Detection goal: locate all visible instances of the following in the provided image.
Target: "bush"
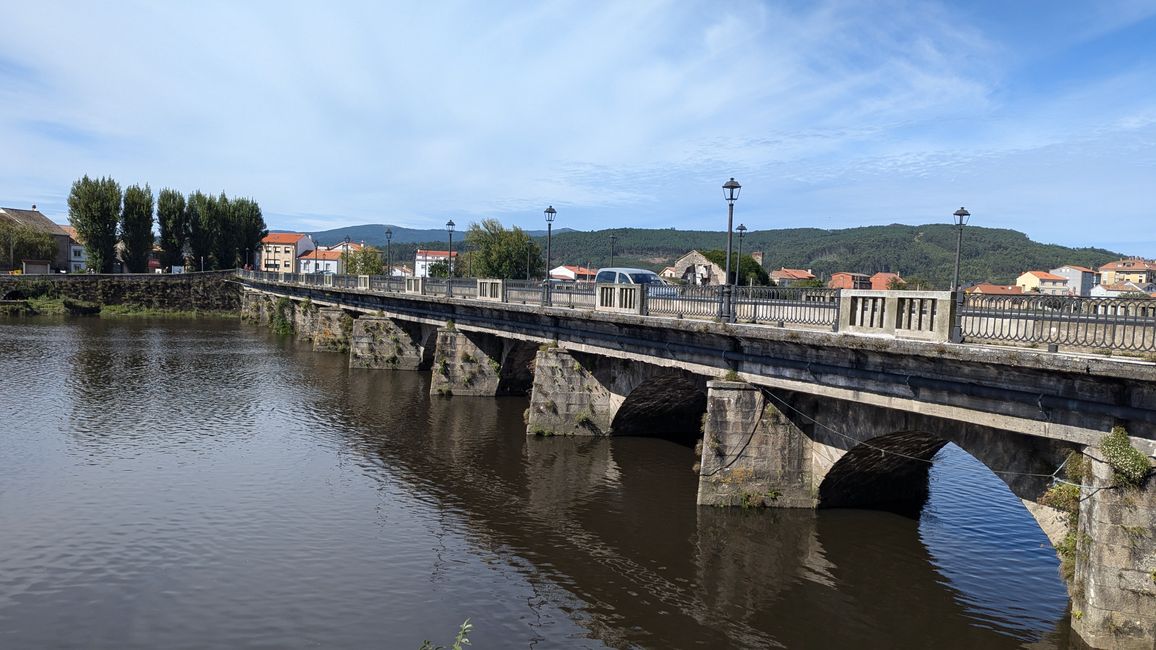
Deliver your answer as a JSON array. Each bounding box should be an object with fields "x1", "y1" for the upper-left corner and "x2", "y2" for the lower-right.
[{"x1": 1100, "y1": 426, "x2": 1151, "y2": 487}]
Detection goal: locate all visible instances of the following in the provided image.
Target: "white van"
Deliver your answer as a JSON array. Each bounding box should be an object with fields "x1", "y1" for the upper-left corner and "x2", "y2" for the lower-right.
[{"x1": 594, "y1": 267, "x2": 675, "y2": 295}]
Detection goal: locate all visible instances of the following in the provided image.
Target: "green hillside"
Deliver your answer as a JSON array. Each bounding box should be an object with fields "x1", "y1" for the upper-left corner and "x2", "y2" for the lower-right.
[{"x1": 300, "y1": 222, "x2": 1120, "y2": 289}]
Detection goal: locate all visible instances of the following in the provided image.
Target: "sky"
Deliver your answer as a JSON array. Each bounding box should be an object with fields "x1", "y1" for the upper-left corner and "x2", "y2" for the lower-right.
[{"x1": 1, "y1": 1, "x2": 1154, "y2": 255}]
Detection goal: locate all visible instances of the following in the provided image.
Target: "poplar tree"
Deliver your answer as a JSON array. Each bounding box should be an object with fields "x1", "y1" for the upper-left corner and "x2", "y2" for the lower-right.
[
  {"x1": 120, "y1": 184, "x2": 155, "y2": 272},
  {"x1": 186, "y1": 191, "x2": 215, "y2": 271},
  {"x1": 157, "y1": 189, "x2": 187, "y2": 269},
  {"x1": 232, "y1": 197, "x2": 268, "y2": 269},
  {"x1": 67, "y1": 175, "x2": 121, "y2": 273}
]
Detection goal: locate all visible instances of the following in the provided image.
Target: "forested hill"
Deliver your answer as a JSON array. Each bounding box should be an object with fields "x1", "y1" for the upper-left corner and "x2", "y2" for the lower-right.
[
  {"x1": 302, "y1": 222, "x2": 1120, "y2": 289},
  {"x1": 545, "y1": 224, "x2": 1119, "y2": 288}
]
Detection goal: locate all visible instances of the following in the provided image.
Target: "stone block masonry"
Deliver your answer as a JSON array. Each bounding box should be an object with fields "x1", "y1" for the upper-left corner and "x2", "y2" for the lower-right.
[
  {"x1": 525, "y1": 347, "x2": 618, "y2": 437},
  {"x1": 0, "y1": 271, "x2": 240, "y2": 311},
  {"x1": 313, "y1": 308, "x2": 353, "y2": 353},
  {"x1": 430, "y1": 327, "x2": 503, "y2": 396},
  {"x1": 349, "y1": 316, "x2": 424, "y2": 370},
  {"x1": 697, "y1": 381, "x2": 816, "y2": 509}
]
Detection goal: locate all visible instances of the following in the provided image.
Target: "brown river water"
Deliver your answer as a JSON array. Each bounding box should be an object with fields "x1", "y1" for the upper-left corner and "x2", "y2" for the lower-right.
[{"x1": 0, "y1": 318, "x2": 1073, "y2": 648}]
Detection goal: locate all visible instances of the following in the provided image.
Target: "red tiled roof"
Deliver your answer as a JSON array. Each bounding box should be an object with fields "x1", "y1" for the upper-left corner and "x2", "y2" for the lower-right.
[
  {"x1": 262, "y1": 233, "x2": 307, "y2": 244},
  {"x1": 771, "y1": 268, "x2": 814, "y2": 280},
  {"x1": 967, "y1": 283, "x2": 1023, "y2": 295},
  {"x1": 1025, "y1": 271, "x2": 1067, "y2": 281},
  {"x1": 415, "y1": 250, "x2": 459, "y2": 257},
  {"x1": 300, "y1": 249, "x2": 343, "y2": 261},
  {"x1": 1099, "y1": 258, "x2": 1156, "y2": 272}
]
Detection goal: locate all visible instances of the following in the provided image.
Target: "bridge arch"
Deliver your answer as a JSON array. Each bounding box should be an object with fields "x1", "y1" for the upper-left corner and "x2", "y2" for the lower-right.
[{"x1": 609, "y1": 373, "x2": 707, "y2": 443}]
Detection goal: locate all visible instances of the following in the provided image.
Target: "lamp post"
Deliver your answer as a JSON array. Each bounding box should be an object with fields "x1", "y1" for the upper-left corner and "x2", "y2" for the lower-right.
[
  {"x1": 384, "y1": 227, "x2": 392, "y2": 283},
  {"x1": 609, "y1": 234, "x2": 617, "y2": 268},
  {"x1": 307, "y1": 234, "x2": 316, "y2": 274},
  {"x1": 544, "y1": 206, "x2": 556, "y2": 305},
  {"x1": 722, "y1": 178, "x2": 741, "y2": 321},
  {"x1": 736, "y1": 224, "x2": 747, "y2": 288},
  {"x1": 952, "y1": 207, "x2": 969, "y2": 291},
  {"x1": 951, "y1": 206, "x2": 970, "y2": 344},
  {"x1": 446, "y1": 219, "x2": 456, "y2": 297}
]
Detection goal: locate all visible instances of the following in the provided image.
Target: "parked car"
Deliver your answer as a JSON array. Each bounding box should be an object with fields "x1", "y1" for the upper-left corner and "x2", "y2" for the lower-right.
[{"x1": 594, "y1": 268, "x2": 677, "y2": 296}]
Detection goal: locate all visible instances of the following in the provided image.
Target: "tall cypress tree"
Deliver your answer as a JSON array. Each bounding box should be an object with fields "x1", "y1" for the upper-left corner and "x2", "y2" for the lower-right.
[
  {"x1": 186, "y1": 191, "x2": 215, "y2": 272},
  {"x1": 67, "y1": 175, "x2": 121, "y2": 273},
  {"x1": 232, "y1": 197, "x2": 268, "y2": 269},
  {"x1": 157, "y1": 189, "x2": 187, "y2": 269},
  {"x1": 120, "y1": 184, "x2": 155, "y2": 273}
]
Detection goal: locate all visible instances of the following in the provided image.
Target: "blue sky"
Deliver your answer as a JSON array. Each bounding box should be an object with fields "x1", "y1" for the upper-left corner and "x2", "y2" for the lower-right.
[{"x1": 1, "y1": 1, "x2": 1154, "y2": 255}]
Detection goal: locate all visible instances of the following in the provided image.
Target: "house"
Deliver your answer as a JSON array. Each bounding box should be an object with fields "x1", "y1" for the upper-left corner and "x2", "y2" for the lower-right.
[
  {"x1": 1016, "y1": 271, "x2": 1069, "y2": 295},
  {"x1": 828, "y1": 272, "x2": 870, "y2": 290},
  {"x1": 870, "y1": 272, "x2": 905, "y2": 290},
  {"x1": 664, "y1": 250, "x2": 726, "y2": 285},
  {"x1": 299, "y1": 248, "x2": 344, "y2": 274},
  {"x1": 59, "y1": 225, "x2": 88, "y2": 273},
  {"x1": 1090, "y1": 281, "x2": 1156, "y2": 298},
  {"x1": 0, "y1": 205, "x2": 71, "y2": 271},
  {"x1": 770, "y1": 267, "x2": 815, "y2": 287},
  {"x1": 259, "y1": 233, "x2": 315, "y2": 272},
  {"x1": 1098, "y1": 258, "x2": 1156, "y2": 286},
  {"x1": 388, "y1": 264, "x2": 412, "y2": 277},
  {"x1": 549, "y1": 265, "x2": 597, "y2": 281},
  {"x1": 966, "y1": 283, "x2": 1024, "y2": 295},
  {"x1": 324, "y1": 240, "x2": 363, "y2": 253},
  {"x1": 414, "y1": 250, "x2": 458, "y2": 277},
  {"x1": 1050, "y1": 265, "x2": 1097, "y2": 297}
]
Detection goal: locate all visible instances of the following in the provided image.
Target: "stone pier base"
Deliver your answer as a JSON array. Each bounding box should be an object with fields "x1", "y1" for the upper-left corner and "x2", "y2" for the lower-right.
[
  {"x1": 430, "y1": 327, "x2": 502, "y2": 396},
  {"x1": 525, "y1": 347, "x2": 617, "y2": 436},
  {"x1": 697, "y1": 381, "x2": 815, "y2": 508},
  {"x1": 312, "y1": 308, "x2": 353, "y2": 352},
  {"x1": 350, "y1": 316, "x2": 423, "y2": 369},
  {"x1": 1071, "y1": 448, "x2": 1156, "y2": 649}
]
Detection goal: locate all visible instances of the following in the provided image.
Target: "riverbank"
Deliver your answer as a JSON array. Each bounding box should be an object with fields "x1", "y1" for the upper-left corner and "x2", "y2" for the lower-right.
[
  {"x1": 0, "y1": 271, "x2": 241, "y2": 316},
  {"x1": 1, "y1": 296, "x2": 238, "y2": 318}
]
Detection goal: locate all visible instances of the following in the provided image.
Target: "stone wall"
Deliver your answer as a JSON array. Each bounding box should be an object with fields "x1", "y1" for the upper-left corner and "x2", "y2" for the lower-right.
[
  {"x1": 1071, "y1": 448, "x2": 1156, "y2": 649},
  {"x1": 430, "y1": 328, "x2": 503, "y2": 396},
  {"x1": 349, "y1": 316, "x2": 424, "y2": 369},
  {"x1": 0, "y1": 272, "x2": 240, "y2": 311},
  {"x1": 526, "y1": 347, "x2": 618, "y2": 436}
]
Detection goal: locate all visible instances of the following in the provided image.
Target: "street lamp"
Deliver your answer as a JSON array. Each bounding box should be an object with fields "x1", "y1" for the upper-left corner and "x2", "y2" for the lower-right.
[
  {"x1": 446, "y1": 219, "x2": 455, "y2": 276},
  {"x1": 736, "y1": 224, "x2": 747, "y2": 288},
  {"x1": 544, "y1": 206, "x2": 556, "y2": 279},
  {"x1": 952, "y1": 207, "x2": 970, "y2": 291},
  {"x1": 722, "y1": 178, "x2": 741, "y2": 321},
  {"x1": 307, "y1": 234, "x2": 316, "y2": 274},
  {"x1": 609, "y1": 234, "x2": 617, "y2": 268},
  {"x1": 384, "y1": 227, "x2": 393, "y2": 281}
]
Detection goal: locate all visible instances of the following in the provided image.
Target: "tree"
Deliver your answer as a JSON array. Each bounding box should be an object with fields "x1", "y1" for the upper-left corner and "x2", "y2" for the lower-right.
[
  {"x1": 157, "y1": 189, "x2": 187, "y2": 269},
  {"x1": 465, "y1": 219, "x2": 542, "y2": 279},
  {"x1": 341, "y1": 246, "x2": 384, "y2": 276},
  {"x1": 67, "y1": 175, "x2": 121, "y2": 273},
  {"x1": 427, "y1": 259, "x2": 450, "y2": 278},
  {"x1": 0, "y1": 220, "x2": 56, "y2": 271},
  {"x1": 209, "y1": 193, "x2": 237, "y2": 269},
  {"x1": 120, "y1": 184, "x2": 155, "y2": 272},
  {"x1": 886, "y1": 276, "x2": 907, "y2": 290},
  {"x1": 186, "y1": 191, "x2": 215, "y2": 271},
  {"x1": 232, "y1": 197, "x2": 267, "y2": 268}
]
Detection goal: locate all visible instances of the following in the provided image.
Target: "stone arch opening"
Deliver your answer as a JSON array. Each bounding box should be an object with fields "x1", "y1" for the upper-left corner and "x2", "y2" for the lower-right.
[
  {"x1": 818, "y1": 430, "x2": 948, "y2": 517},
  {"x1": 609, "y1": 374, "x2": 707, "y2": 444},
  {"x1": 1, "y1": 289, "x2": 26, "y2": 300}
]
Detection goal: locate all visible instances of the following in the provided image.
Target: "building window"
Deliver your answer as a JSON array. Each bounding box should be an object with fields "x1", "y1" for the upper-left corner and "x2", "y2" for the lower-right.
[
  {"x1": 283, "y1": 261, "x2": 290, "y2": 268},
  {"x1": 73, "y1": 249, "x2": 82, "y2": 258}
]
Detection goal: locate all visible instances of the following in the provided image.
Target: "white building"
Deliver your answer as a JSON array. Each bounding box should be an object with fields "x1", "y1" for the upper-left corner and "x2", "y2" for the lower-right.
[
  {"x1": 259, "y1": 233, "x2": 315, "y2": 272},
  {"x1": 1050, "y1": 265, "x2": 1098, "y2": 296},
  {"x1": 549, "y1": 265, "x2": 597, "y2": 281},
  {"x1": 414, "y1": 250, "x2": 457, "y2": 277},
  {"x1": 299, "y1": 248, "x2": 344, "y2": 274}
]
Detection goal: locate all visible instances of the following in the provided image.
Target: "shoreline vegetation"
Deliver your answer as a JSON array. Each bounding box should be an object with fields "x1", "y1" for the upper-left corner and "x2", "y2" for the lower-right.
[{"x1": 1, "y1": 297, "x2": 237, "y2": 319}]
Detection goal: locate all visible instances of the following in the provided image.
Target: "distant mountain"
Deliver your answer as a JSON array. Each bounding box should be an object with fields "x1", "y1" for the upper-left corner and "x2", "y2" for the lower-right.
[{"x1": 279, "y1": 222, "x2": 1122, "y2": 289}]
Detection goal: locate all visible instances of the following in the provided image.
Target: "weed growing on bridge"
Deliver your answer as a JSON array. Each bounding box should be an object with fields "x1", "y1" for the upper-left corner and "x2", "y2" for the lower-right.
[
  {"x1": 419, "y1": 618, "x2": 471, "y2": 650},
  {"x1": 1040, "y1": 450, "x2": 1089, "y2": 581},
  {"x1": 271, "y1": 298, "x2": 294, "y2": 335},
  {"x1": 1100, "y1": 427, "x2": 1151, "y2": 487}
]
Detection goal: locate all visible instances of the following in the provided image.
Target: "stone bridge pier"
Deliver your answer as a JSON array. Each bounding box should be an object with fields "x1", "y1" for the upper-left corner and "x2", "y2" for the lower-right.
[
  {"x1": 430, "y1": 327, "x2": 538, "y2": 397},
  {"x1": 349, "y1": 316, "x2": 436, "y2": 370},
  {"x1": 524, "y1": 346, "x2": 706, "y2": 440},
  {"x1": 696, "y1": 380, "x2": 1156, "y2": 649}
]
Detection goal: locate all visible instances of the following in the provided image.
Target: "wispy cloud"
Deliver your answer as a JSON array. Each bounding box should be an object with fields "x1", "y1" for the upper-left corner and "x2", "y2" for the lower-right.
[{"x1": 0, "y1": 0, "x2": 1153, "y2": 256}]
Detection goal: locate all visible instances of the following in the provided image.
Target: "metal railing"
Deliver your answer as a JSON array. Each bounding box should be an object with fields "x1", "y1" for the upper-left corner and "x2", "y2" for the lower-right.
[
  {"x1": 961, "y1": 293, "x2": 1156, "y2": 352},
  {"x1": 236, "y1": 270, "x2": 1156, "y2": 353}
]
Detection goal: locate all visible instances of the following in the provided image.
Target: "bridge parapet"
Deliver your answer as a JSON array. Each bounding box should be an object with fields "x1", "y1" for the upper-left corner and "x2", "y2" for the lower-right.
[{"x1": 839, "y1": 290, "x2": 954, "y2": 342}]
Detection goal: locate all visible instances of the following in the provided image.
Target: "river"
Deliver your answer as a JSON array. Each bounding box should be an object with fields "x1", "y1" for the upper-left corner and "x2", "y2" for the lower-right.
[{"x1": 0, "y1": 318, "x2": 1073, "y2": 648}]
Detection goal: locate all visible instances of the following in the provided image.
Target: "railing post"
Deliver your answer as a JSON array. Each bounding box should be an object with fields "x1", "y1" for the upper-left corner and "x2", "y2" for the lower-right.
[{"x1": 950, "y1": 290, "x2": 964, "y2": 343}]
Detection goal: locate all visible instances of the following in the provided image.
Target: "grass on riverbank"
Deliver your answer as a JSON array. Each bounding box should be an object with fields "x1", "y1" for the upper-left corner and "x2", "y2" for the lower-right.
[{"x1": 13, "y1": 297, "x2": 237, "y2": 319}]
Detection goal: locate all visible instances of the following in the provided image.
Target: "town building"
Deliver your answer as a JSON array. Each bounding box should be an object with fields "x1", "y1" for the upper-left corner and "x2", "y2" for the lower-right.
[
  {"x1": 1098, "y1": 258, "x2": 1156, "y2": 286},
  {"x1": 1016, "y1": 271, "x2": 1069, "y2": 295},
  {"x1": 1050, "y1": 265, "x2": 1097, "y2": 297},
  {"x1": 661, "y1": 250, "x2": 726, "y2": 285},
  {"x1": 1090, "y1": 281, "x2": 1156, "y2": 298},
  {"x1": 770, "y1": 267, "x2": 815, "y2": 287},
  {"x1": 966, "y1": 283, "x2": 1024, "y2": 295},
  {"x1": 259, "y1": 233, "x2": 314, "y2": 272},
  {"x1": 59, "y1": 225, "x2": 88, "y2": 273},
  {"x1": 299, "y1": 248, "x2": 344, "y2": 274},
  {"x1": 0, "y1": 205, "x2": 71, "y2": 271},
  {"x1": 414, "y1": 250, "x2": 458, "y2": 277},
  {"x1": 870, "y1": 272, "x2": 905, "y2": 290},
  {"x1": 549, "y1": 265, "x2": 597, "y2": 281},
  {"x1": 828, "y1": 272, "x2": 871, "y2": 290}
]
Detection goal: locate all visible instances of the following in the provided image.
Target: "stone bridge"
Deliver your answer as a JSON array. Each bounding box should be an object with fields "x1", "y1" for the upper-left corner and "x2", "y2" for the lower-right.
[{"x1": 238, "y1": 274, "x2": 1156, "y2": 649}]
